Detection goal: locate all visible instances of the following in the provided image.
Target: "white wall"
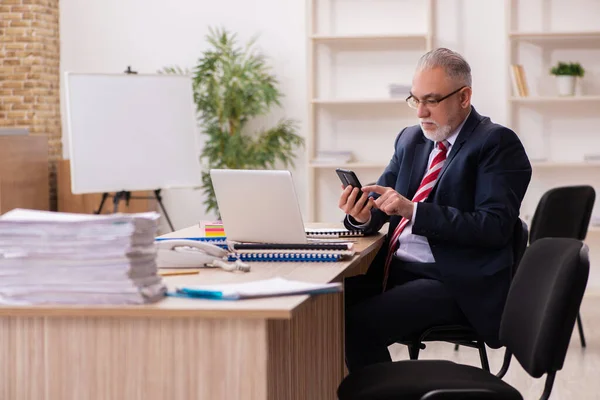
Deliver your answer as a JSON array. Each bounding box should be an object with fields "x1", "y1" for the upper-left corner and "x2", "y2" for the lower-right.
[
  {"x1": 59, "y1": 0, "x2": 308, "y2": 231},
  {"x1": 60, "y1": 0, "x2": 600, "y2": 290}
]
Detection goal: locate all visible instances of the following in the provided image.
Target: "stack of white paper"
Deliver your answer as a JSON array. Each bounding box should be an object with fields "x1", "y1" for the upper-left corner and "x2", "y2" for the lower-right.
[{"x1": 0, "y1": 208, "x2": 167, "y2": 305}]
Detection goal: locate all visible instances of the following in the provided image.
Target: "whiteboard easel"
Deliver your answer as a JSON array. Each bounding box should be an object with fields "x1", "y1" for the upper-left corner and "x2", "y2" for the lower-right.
[{"x1": 64, "y1": 71, "x2": 202, "y2": 229}]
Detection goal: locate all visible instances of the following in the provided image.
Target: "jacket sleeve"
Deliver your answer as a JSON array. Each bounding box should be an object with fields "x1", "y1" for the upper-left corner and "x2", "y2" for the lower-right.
[
  {"x1": 412, "y1": 128, "x2": 532, "y2": 248},
  {"x1": 343, "y1": 129, "x2": 406, "y2": 235}
]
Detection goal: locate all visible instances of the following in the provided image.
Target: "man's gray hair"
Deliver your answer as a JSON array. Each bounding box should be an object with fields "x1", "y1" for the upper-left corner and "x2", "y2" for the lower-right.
[{"x1": 416, "y1": 48, "x2": 472, "y2": 87}]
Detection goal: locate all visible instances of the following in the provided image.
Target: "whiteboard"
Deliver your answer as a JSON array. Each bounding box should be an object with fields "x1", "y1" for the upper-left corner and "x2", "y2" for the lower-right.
[{"x1": 64, "y1": 73, "x2": 202, "y2": 194}]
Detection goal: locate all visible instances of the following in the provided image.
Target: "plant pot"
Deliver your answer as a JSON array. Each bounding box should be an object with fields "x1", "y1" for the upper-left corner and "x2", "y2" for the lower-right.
[{"x1": 556, "y1": 75, "x2": 576, "y2": 96}]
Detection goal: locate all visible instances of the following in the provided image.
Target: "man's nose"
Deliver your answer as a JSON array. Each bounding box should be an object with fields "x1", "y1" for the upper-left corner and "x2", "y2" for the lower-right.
[{"x1": 416, "y1": 103, "x2": 430, "y2": 118}]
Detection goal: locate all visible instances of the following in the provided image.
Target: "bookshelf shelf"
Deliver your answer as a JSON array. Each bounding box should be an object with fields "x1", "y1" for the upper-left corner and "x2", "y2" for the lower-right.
[
  {"x1": 309, "y1": 162, "x2": 387, "y2": 169},
  {"x1": 509, "y1": 31, "x2": 600, "y2": 42},
  {"x1": 509, "y1": 96, "x2": 600, "y2": 103},
  {"x1": 312, "y1": 98, "x2": 407, "y2": 106},
  {"x1": 311, "y1": 33, "x2": 428, "y2": 44}
]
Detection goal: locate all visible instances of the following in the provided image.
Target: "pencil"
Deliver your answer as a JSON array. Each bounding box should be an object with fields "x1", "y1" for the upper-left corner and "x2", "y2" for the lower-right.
[{"x1": 158, "y1": 269, "x2": 200, "y2": 277}]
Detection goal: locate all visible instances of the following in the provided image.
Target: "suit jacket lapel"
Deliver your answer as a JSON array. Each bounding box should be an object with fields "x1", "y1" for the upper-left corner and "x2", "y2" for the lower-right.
[{"x1": 435, "y1": 107, "x2": 482, "y2": 185}]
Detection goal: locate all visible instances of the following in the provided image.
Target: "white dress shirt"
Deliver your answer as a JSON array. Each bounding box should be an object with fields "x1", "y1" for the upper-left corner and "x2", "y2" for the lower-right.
[{"x1": 350, "y1": 114, "x2": 469, "y2": 263}]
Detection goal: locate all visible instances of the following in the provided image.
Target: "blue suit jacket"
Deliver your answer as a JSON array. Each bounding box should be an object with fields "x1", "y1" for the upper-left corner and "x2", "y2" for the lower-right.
[{"x1": 344, "y1": 106, "x2": 532, "y2": 347}]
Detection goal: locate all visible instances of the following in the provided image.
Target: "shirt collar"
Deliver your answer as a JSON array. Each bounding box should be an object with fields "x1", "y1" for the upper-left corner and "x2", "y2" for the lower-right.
[{"x1": 441, "y1": 110, "x2": 471, "y2": 148}]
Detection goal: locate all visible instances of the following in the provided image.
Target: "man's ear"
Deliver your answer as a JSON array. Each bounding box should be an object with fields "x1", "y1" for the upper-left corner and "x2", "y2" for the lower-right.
[{"x1": 460, "y1": 87, "x2": 472, "y2": 108}]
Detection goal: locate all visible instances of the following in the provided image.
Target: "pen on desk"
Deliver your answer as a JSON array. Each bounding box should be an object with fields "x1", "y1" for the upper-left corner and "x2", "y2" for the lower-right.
[{"x1": 158, "y1": 269, "x2": 200, "y2": 277}]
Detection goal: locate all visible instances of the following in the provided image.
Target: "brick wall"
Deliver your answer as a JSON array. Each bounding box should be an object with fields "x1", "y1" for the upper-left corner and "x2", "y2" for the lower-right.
[{"x1": 0, "y1": 0, "x2": 61, "y2": 210}]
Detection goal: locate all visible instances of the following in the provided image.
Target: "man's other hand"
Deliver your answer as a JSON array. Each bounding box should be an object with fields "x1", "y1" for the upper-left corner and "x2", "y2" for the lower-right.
[
  {"x1": 362, "y1": 185, "x2": 415, "y2": 219},
  {"x1": 338, "y1": 185, "x2": 374, "y2": 224}
]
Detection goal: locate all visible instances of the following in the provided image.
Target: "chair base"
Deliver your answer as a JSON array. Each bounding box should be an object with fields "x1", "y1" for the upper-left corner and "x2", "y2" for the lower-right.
[{"x1": 401, "y1": 325, "x2": 490, "y2": 371}]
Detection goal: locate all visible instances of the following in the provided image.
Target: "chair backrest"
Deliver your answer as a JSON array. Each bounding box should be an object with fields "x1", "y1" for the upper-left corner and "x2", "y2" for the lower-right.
[
  {"x1": 499, "y1": 238, "x2": 589, "y2": 378},
  {"x1": 511, "y1": 218, "x2": 529, "y2": 277},
  {"x1": 529, "y1": 185, "x2": 596, "y2": 243}
]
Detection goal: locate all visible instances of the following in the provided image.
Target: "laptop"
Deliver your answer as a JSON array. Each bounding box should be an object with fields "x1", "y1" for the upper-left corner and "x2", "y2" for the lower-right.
[{"x1": 209, "y1": 169, "x2": 309, "y2": 244}]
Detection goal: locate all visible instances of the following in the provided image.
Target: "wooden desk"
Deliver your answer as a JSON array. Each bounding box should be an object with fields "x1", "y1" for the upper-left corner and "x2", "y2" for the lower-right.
[{"x1": 0, "y1": 224, "x2": 384, "y2": 400}]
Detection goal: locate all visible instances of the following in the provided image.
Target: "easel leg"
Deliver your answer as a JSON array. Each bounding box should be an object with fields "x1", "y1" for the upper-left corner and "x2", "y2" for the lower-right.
[
  {"x1": 113, "y1": 191, "x2": 125, "y2": 213},
  {"x1": 153, "y1": 189, "x2": 175, "y2": 232},
  {"x1": 94, "y1": 193, "x2": 109, "y2": 214}
]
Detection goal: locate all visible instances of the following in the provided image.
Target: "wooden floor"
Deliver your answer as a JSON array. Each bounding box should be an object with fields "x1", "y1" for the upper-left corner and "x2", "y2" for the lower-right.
[{"x1": 389, "y1": 296, "x2": 600, "y2": 399}]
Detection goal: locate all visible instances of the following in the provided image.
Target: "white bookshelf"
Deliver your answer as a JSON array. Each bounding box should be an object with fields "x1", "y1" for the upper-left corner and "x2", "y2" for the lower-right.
[
  {"x1": 310, "y1": 162, "x2": 388, "y2": 169},
  {"x1": 509, "y1": 95, "x2": 600, "y2": 103},
  {"x1": 311, "y1": 98, "x2": 406, "y2": 106},
  {"x1": 306, "y1": 0, "x2": 435, "y2": 221},
  {"x1": 506, "y1": 0, "x2": 600, "y2": 165},
  {"x1": 531, "y1": 161, "x2": 600, "y2": 168},
  {"x1": 310, "y1": 33, "x2": 429, "y2": 43},
  {"x1": 509, "y1": 30, "x2": 600, "y2": 42},
  {"x1": 506, "y1": 0, "x2": 600, "y2": 267}
]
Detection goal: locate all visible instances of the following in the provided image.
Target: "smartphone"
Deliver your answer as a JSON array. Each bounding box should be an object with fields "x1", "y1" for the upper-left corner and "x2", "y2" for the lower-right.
[{"x1": 336, "y1": 168, "x2": 363, "y2": 203}]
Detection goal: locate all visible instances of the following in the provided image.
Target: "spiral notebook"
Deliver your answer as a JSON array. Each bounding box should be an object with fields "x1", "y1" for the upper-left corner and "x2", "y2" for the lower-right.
[
  {"x1": 228, "y1": 250, "x2": 355, "y2": 263},
  {"x1": 230, "y1": 242, "x2": 352, "y2": 251},
  {"x1": 155, "y1": 236, "x2": 228, "y2": 249},
  {"x1": 305, "y1": 228, "x2": 364, "y2": 238}
]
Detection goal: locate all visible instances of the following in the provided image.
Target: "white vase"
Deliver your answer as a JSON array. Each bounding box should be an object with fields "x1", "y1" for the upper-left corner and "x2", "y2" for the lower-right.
[{"x1": 556, "y1": 75, "x2": 576, "y2": 96}]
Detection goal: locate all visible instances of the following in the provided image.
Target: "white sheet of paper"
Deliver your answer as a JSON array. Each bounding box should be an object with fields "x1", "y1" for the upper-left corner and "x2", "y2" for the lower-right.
[{"x1": 177, "y1": 277, "x2": 342, "y2": 299}]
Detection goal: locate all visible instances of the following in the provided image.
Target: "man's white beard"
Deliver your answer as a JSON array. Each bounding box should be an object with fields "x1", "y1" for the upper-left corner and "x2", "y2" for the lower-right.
[{"x1": 420, "y1": 119, "x2": 452, "y2": 142}]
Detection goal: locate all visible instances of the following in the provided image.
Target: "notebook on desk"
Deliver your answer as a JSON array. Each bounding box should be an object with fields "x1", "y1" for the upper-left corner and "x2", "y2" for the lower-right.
[{"x1": 210, "y1": 169, "x2": 364, "y2": 244}]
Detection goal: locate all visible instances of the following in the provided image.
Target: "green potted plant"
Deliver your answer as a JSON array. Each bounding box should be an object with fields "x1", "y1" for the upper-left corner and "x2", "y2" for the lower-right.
[
  {"x1": 550, "y1": 62, "x2": 585, "y2": 96},
  {"x1": 161, "y1": 28, "x2": 304, "y2": 217}
]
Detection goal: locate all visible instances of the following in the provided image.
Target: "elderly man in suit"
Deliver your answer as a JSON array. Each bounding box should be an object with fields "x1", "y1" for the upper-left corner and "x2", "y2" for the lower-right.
[{"x1": 339, "y1": 48, "x2": 532, "y2": 372}]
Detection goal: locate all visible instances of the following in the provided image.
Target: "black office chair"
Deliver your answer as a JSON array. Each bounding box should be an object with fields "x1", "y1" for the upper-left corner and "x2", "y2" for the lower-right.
[
  {"x1": 338, "y1": 238, "x2": 590, "y2": 400},
  {"x1": 401, "y1": 218, "x2": 529, "y2": 371},
  {"x1": 529, "y1": 185, "x2": 595, "y2": 348}
]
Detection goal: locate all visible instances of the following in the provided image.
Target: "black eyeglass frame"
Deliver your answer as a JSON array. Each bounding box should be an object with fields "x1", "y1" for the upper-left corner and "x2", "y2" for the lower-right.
[{"x1": 406, "y1": 85, "x2": 469, "y2": 109}]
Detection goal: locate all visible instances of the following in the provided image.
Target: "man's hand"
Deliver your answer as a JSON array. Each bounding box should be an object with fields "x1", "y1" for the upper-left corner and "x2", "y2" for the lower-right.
[
  {"x1": 362, "y1": 185, "x2": 415, "y2": 219},
  {"x1": 338, "y1": 185, "x2": 375, "y2": 224}
]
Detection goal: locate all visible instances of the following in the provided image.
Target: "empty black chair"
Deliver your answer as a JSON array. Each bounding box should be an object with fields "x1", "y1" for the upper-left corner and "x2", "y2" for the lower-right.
[
  {"x1": 529, "y1": 185, "x2": 595, "y2": 347},
  {"x1": 338, "y1": 238, "x2": 589, "y2": 400},
  {"x1": 401, "y1": 218, "x2": 529, "y2": 371}
]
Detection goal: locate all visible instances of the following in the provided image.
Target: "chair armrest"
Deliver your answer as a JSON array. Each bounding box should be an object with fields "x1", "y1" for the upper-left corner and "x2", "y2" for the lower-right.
[{"x1": 420, "y1": 389, "x2": 505, "y2": 400}]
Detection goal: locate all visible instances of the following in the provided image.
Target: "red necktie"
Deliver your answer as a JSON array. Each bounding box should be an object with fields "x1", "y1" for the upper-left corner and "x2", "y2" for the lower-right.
[{"x1": 381, "y1": 141, "x2": 449, "y2": 291}]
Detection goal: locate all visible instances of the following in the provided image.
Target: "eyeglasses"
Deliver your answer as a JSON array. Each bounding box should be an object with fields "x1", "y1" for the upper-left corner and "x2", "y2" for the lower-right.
[{"x1": 406, "y1": 86, "x2": 468, "y2": 109}]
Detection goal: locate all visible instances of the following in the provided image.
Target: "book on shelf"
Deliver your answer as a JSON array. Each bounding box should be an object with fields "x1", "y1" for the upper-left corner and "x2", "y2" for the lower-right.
[
  {"x1": 584, "y1": 154, "x2": 600, "y2": 162},
  {"x1": 388, "y1": 83, "x2": 411, "y2": 98},
  {"x1": 312, "y1": 150, "x2": 354, "y2": 164},
  {"x1": 510, "y1": 64, "x2": 529, "y2": 97}
]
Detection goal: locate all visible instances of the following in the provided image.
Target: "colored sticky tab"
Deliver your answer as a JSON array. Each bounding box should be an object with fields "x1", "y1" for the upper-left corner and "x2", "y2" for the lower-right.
[{"x1": 199, "y1": 220, "x2": 226, "y2": 237}]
